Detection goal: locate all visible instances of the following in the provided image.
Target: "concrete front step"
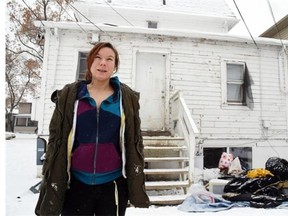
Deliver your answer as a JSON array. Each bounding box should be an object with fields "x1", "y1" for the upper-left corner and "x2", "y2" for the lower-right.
[
  {"x1": 149, "y1": 194, "x2": 187, "y2": 205},
  {"x1": 144, "y1": 167, "x2": 189, "y2": 175},
  {"x1": 145, "y1": 180, "x2": 190, "y2": 190}
]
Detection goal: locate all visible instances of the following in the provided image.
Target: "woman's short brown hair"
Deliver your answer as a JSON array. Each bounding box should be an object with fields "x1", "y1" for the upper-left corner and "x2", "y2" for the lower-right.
[{"x1": 85, "y1": 42, "x2": 120, "y2": 81}]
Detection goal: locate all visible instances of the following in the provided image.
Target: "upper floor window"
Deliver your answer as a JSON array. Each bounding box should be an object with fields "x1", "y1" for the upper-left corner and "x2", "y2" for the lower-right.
[
  {"x1": 77, "y1": 52, "x2": 88, "y2": 81},
  {"x1": 222, "y1": 61, "x2": 254, "y2": 109},
  {"x1": 147, "y1": 21, "x2": 158, "y2": 29},
  {"x1": 227, "y1": 63, "x2": 245, "y2": 103}
]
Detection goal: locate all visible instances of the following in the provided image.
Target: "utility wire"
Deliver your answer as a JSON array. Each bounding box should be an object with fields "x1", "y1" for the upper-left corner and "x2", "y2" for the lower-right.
[
  {"x1": 65, "y1": 0, "x2": 105, "y2": 32},
  {"x1": 266, "y1": 0, "x2": 285, "y2": 50},
  {"x1": 233, "y1": 0, "x2": 258, "y2": 48},
  {"x1": 54, "y1": 0, "x2": 88, "y2": 34},
  {"x1": 103, "y1": 0, "x2": 134, "y2": 26}
]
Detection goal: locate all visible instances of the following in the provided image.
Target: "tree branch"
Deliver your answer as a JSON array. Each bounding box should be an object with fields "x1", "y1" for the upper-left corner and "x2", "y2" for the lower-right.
[
  {"x1": 7, "y1": 47, "x2": 43, "y2": 62},
  {"x1": 15, "y1": 31, "x2": 43, "y2": 60}
]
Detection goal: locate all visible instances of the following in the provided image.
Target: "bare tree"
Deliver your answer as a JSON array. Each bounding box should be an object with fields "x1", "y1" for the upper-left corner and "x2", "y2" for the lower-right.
[{"x1": 6, "y1": 0, "x2": 74, "y2": 132}]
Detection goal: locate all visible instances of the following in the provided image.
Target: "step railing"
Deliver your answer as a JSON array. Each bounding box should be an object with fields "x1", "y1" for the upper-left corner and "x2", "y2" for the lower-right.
[{"x1": 170, "y1": 90, "x2": 199, "y2": 183}]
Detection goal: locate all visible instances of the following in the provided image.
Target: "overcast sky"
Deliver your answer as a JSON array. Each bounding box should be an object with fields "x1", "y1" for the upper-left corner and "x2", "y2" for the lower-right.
[{"x1": 226, "y1": 0, "x2": 288, "y2": 37}]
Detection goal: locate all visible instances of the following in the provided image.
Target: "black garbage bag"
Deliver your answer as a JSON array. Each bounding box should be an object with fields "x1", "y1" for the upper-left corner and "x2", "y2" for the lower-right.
[
  {"x1": 265, "y1": 157, "x2": 288, "y2": 181},
  {"x1": 250, "y1": 185, "x2": 288, "y2": 208},
  {"x1": 255, "y1": 185, "x2": 282, "y2": 197},
  {"x1": 223, "y1": 176, "x2": 248, "y2": 193},
  {"x1": 224, "y1": 175, "x2": 279, "y2": 194},
  {"x1": 250, "y1": 195, "x2": 282, "y2": 208}
]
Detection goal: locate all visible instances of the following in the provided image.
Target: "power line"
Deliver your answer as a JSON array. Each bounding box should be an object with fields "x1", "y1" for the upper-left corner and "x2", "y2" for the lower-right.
[
  {"x1": 103, "y1": 0, "x2": 134, "y2": 26},
  {"x1": 233, "y1": 0, "x2": 258, "y2": 48},
  {"x1": 54, "y1": 0, "x2": 88, "y2": 34},
  {"x1": 65, "y1": 0, "x2": 104, "y2": 32}
]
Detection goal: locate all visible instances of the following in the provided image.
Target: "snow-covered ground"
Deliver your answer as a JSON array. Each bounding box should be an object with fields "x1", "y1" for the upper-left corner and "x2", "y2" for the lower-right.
[{"x1": 5, "y1": 133, "x2": 288, "y2": 215}]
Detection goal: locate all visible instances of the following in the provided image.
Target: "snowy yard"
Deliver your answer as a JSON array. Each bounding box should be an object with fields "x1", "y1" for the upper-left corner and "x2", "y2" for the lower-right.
[{"x1": 5, "y1": 133, "x2": 288, "y2": 215}]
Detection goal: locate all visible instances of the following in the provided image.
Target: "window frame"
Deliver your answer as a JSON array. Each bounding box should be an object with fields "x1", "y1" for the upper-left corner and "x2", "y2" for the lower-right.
[
  {"x1": 74, "y1": 49, "x2": 89, "y2": 81},
  {"x1": 15, "y1": 117, "x2": 28, "y2": 127},
  {"x1": 221, "y1": 60, "x2": 250, "y2": 108},
  {"x1": 147, "y1": 20, "x2": 158, "y2": 29},
  {"x1": 76, "y1": 51, "x2": 89, "y2": 81},
  {"x1": 15, "y1": 116, "x2": 37, "y2": 127},
  {"x1": 226, "y1": 63, "x2": 245, "y2": 104}
]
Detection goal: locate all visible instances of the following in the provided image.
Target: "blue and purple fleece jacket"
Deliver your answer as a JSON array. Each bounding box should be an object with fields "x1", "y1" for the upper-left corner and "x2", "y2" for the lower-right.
[{"x1": 70, "y1": 77, "x2": 123, "y2": 185}]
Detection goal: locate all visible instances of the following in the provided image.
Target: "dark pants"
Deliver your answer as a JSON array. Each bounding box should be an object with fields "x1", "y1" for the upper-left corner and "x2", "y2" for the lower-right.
[{"x1": 62, "y1": 176, "x2": 128, "y2": 216}]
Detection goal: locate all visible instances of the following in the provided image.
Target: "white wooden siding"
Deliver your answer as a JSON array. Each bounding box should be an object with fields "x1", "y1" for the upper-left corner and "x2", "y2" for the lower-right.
[{"x1": 38, "y1": 30, "x2": 288, "y2": 157}]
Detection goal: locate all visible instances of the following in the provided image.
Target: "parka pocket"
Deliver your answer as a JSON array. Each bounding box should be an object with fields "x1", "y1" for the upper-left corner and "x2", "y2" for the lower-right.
[{"x1": 39, "y1": 181, "x2": 67, "y2": 215}]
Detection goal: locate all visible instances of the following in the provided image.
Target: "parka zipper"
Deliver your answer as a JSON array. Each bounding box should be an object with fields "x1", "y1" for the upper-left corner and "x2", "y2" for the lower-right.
[{"x1": 93, "y1": 107, "x2": 100, "y2": 180}]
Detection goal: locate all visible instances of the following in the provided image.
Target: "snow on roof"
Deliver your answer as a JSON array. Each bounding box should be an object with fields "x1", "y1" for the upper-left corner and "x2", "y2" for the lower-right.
[
  {"x1": 72, "y1": 0, "x2": 238, "y2": 33},
  {"x1": 75, "y1": 0, "x2": 236, "y2": 18}
]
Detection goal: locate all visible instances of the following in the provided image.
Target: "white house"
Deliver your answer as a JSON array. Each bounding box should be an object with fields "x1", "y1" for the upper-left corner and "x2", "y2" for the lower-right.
[{"x1": 34, "y1": 0, "x2": 288, "y2": 204}]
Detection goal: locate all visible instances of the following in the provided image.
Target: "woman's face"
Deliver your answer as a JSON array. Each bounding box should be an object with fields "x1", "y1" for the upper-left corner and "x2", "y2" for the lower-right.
[{"x1": 90, "y1": 47, "x2": 116, "y2": 82}]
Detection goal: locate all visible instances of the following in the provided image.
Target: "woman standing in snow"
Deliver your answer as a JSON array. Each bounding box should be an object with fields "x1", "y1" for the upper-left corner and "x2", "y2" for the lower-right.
[{"x1": 35, "y1": 42, "x2": 150, "y2": 216}]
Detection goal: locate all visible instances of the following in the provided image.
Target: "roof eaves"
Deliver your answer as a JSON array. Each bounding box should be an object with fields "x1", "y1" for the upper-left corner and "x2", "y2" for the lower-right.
[
  {"x1": 259, "y1": 14, "x2": 288, "y2": 38},
  {"x1": 35, "y1": 21, "x2": 287, "y2": 47}
]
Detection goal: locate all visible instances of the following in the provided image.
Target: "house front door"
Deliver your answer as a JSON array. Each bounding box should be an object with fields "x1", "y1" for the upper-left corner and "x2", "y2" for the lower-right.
[{"x1": 135, "y1": 52, "x2": 166, "y2": 130}]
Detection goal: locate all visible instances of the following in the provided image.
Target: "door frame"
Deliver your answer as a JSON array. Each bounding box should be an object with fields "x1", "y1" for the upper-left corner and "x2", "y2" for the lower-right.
[{"x1": 132, "y1": 46, "x2": 171, "y2": 130}]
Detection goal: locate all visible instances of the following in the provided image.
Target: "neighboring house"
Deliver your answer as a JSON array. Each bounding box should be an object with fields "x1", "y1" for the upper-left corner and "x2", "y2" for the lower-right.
[
  {"x1": 260, "y1": 14, "x2": 288, "y2": 39},
  {"x1": 34, "y1": 0, "x2": 288, "y2": 204},
  {"x1": 13, "y1": 102, "x2": 38, "y2": 133}
]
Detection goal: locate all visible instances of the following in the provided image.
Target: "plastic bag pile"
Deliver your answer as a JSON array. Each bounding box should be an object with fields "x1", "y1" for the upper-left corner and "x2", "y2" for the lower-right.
[{"x1": 223, "y1": 157, "x2": 288, "y2": 208}]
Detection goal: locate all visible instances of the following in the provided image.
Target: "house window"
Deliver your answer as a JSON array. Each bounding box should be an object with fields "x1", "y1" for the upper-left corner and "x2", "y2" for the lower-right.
[
  {"x1": 15, "y1": 117, "x2": 37, "y2": 127},
  {"x1": 147, "y1": 21, "x2": 158, "y2": 29},
  {"x1": 222, "y1": 61, "x2": 254, "y2": 109},
  {"x1": 77, "y1": 52, "x2": 88, "y2": 81},
  {"x1": 227, "y1": 63, "x2": 245, "y2": 104},
  {"x1": 16, "y1": 118, "x2": 27, "y2": 126},
  {"x1": 203, "y1": 147, "x2": 226, "y2": 168},
  {"x1": 229, "y1": 147, "x2": 252, "y2": 170},
  {"x1": 203, "y1": 147, "x2": 252, "y2": 170}
]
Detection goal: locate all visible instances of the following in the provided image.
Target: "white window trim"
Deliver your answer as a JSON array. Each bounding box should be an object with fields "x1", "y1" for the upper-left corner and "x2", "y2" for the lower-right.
[{"x1": 221, "y1": 59, "x2": 249, "y2": 110}]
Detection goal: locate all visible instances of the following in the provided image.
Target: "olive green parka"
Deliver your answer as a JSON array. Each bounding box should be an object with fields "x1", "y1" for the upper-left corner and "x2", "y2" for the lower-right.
[{"x1": 35, "y1": 81, "x2": 150, "y2": 215}]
